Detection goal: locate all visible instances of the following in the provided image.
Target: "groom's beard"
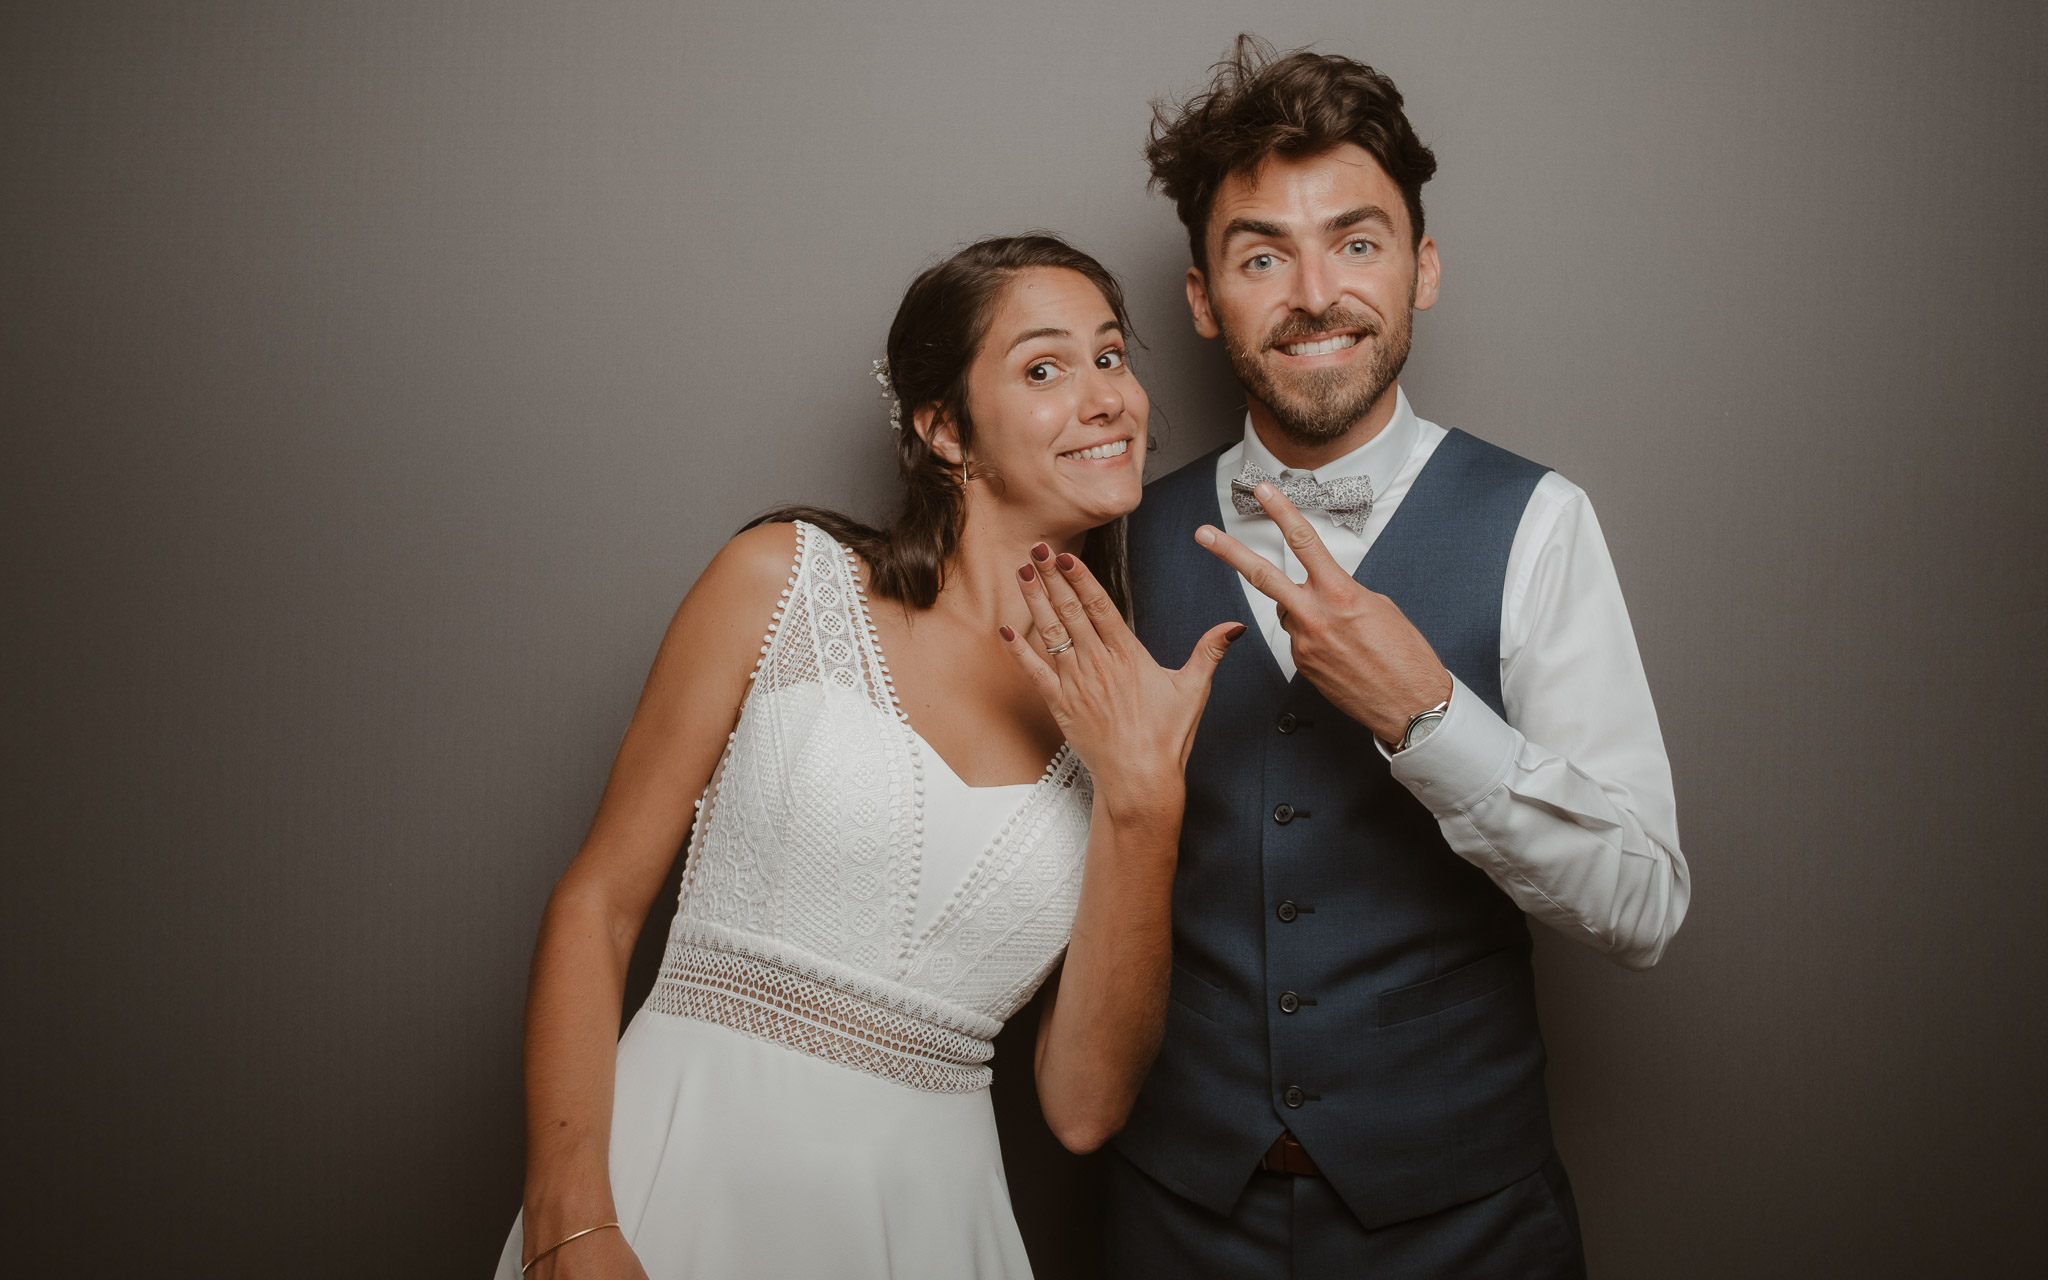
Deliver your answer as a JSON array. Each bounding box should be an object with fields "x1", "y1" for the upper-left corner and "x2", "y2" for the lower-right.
[{"x1": 1222, "y1": 289, "x2": 1416, "y2": 447}]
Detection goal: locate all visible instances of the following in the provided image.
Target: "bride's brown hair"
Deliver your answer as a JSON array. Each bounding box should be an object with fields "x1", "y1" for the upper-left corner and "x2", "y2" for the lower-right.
[{"x1": 745, "y1": 233, "x2": 1135, "y2": 615}]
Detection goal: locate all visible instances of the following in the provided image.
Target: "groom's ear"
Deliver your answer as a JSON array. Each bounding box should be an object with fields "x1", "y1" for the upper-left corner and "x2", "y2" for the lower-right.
[
  {"x1": 913, "y1": 404, "x2": 965, "y2": 465},
  {"x1": 1185, "y1": 267, "x2": 1223, "y2": 340},
  {"x1": 1413, "y1": 234, "x2": 1442, "y2": 312}
]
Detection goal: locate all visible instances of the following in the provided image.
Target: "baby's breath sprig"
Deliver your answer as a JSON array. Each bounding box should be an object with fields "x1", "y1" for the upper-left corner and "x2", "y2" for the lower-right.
[{"x1": 871, "y1": 359, "x2": 903, "y2": 433}]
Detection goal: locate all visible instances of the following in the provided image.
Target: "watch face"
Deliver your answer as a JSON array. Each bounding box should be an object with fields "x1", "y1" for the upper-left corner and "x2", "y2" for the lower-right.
[{"x1": 1403, "y1": 711, "x2": 1445, "y2": 751}]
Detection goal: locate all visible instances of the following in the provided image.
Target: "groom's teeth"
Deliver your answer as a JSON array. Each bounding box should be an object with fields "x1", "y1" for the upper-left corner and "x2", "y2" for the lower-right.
[
  {"x1": 1063, "y1": 439, "x2": 1130, "y2": 460},
  {"x1": 1283, "y1": 334, "x2": 1360, "y2": 357}
]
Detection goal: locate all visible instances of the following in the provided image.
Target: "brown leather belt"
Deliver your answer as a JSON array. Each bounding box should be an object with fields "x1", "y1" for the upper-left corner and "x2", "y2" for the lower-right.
[{"x1": 1260, "y1": 1131, "x2": 1322, "y2": 1177}]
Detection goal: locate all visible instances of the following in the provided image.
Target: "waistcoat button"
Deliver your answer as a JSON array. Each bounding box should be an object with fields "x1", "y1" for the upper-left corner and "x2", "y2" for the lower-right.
[
  {"x1": 1279, "y1": 991, "x2": 1300, "y2": 1014},
  {"x1": 1273, "y1": 802, "x2": 1295, "y2": 825},
  {"x1": 1276, "y1": 712, "x2": 1298, "y2": 734},
  {"x1": 1283, "y1": 1085, "x2": 1306, "y2": 1109},
  {"x1": 1276, "y1": 900, "x2": 1299, "y2": 923}
]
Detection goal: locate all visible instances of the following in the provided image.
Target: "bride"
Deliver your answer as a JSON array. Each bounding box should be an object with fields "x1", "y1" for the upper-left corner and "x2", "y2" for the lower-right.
[{"x1": 496, "y1": 234, "x2": 1243, "y2": 1278}]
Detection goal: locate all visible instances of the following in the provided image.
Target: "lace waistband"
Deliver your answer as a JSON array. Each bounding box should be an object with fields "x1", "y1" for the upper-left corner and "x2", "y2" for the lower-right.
[{"x1": 647, "y1": 941, "x2": 994, "y2": 1094}]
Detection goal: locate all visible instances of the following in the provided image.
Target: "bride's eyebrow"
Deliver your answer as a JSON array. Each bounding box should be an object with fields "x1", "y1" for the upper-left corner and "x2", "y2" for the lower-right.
[
  {"x1": 1005, "y1": 326, "x2": 1070, "y2": 354},
  {"x1": 1004, "y1": 320, "x2": 1122, "y2": 356}
]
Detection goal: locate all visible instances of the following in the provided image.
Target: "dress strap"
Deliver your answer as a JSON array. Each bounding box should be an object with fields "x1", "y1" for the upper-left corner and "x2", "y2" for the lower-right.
[{"x1": 750, "y1": 521, "x2": 899, "y2": 723}]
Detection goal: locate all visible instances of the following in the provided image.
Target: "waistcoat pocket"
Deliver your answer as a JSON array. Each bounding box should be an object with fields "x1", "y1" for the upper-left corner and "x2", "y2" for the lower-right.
[
  {"x1": 1377, "y1": 947, "x2": 1525, "y2": 1028},
  {"x1": 1168, "y1": 962, "x2": 1225, "y2": 1023}
]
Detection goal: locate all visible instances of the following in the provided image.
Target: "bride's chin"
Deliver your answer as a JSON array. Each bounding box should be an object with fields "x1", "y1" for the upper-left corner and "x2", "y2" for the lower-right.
[
  {"x1": 1079, "y1": 497, "x2": 1141, "y2": 527},
  {"x1": 1033, "y1": 506, "x2": 1132, "y2": 543},
  {"x1": 1102, "y1": 487, "x2": 1144, "y2": 522},
  {"x1": 1012, "y1": 487, "x2": 1140, "y2": 531}
]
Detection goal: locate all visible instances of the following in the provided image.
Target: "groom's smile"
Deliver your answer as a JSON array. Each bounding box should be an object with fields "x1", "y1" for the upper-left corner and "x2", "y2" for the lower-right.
[
  {"x1": 1265, "y1": 310, "x2": 1377, "y2": 369},
  {"x1": 1277, "y1": 332, "x2": 1360, "y2": 358}
]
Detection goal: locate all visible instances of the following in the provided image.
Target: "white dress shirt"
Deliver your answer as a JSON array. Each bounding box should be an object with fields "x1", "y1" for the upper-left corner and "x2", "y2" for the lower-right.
[{"x1": 1211, "y1": 387, "x2": 1689, "y2": 969}]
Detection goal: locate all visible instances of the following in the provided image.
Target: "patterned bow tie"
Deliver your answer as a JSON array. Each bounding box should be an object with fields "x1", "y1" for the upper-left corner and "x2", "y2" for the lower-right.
[{"x1": 1231, "y1": 462, "x2": 1374, "y2": 534}]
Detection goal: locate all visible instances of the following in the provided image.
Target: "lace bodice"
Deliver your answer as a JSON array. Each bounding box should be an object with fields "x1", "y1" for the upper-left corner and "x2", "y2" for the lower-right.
[{"x1": 646, "y1": 521, "x2": 1093, "y2": 1091}]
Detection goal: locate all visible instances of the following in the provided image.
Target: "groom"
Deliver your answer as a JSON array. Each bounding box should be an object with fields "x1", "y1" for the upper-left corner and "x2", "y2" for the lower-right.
[{"x1": 1113, "y1": 39, "x2": 1690, "y2": 1277}]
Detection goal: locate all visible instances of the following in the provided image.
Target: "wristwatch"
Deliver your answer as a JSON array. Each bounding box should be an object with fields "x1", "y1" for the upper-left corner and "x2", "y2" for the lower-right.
[{"x1": 1393, "y1": 696, "x2": 1450, "y2": 754}]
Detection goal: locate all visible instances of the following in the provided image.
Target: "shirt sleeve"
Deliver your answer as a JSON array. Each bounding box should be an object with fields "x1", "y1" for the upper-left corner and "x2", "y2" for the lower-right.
[{"x1": 1386, "y1": 477, "x2": 1690, "y2": 969}]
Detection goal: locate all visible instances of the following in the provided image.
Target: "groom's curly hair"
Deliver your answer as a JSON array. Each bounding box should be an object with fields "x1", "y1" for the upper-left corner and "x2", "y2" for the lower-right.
[{"x1": 1146, "y1": 34, "x2": 1438, "y2": 271}]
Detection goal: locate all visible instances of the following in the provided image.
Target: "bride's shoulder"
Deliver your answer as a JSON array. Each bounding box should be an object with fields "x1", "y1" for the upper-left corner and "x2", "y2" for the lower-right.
[
  {"x1": 720, "y1": 518, "x2": 806, "y2": 573},
  {"x1": 688, "y1": 521, "x2": 804, "y2": 611},
  {"x1": 612, "y1": 522, "x2": 806, "y2": 738}
]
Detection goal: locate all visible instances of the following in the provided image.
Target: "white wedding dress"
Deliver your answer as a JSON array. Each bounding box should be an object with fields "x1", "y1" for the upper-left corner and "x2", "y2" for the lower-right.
[{"x1": 495, "y1": 522, "x2": 1093, "y2": 1279}]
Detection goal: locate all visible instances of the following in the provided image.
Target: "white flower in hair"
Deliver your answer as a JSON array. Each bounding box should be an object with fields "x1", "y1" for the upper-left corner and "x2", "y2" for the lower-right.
[{"x1": 871, "y1": 358, "x2": 903, "y2": 432}]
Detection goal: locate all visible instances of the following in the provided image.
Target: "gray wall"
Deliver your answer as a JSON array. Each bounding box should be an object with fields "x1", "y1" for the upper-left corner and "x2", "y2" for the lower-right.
[{"x1": 4, "y1": 2, "x2": 2043, "y2": 1275}]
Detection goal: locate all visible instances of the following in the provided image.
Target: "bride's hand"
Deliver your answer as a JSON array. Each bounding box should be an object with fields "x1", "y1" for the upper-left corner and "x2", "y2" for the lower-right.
[{"x1": 1000, "y1": 543, "x2": 1243, "y2": 814}]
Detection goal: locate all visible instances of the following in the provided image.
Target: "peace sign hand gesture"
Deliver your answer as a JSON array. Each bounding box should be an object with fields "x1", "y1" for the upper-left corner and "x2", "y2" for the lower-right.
[{"x1": 1195, "y1": 481, "x2": 1452, "y2": 748}]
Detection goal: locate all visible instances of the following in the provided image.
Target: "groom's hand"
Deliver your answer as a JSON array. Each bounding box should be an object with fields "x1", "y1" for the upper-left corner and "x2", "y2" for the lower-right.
[{"x1": 1196, "y1": 483, "x2": 1451, "y2": 747}]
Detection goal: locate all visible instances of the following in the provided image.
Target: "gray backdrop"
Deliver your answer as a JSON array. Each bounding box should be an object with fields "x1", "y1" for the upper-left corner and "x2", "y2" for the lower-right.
[{"x1": 5, "y1": 2, "x2": 2044, "y2": 1276}]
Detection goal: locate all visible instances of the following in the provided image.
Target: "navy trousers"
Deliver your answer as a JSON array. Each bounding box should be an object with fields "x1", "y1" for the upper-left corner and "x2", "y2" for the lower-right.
[{"x1": 1102, "y1": 1147, "x2": 1586, "y2": 1279}]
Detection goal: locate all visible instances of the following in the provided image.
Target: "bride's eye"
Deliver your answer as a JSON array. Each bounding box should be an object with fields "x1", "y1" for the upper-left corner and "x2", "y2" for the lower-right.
[
  {"x1": 1026, "y1": 360, "x2": 1060, "y2": 383},
  {"x1": 1096, "y1": 350, "x2": 1125, "y2": 370}
]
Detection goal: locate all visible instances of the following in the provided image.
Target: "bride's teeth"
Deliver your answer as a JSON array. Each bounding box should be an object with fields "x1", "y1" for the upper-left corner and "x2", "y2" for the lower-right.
[
  {"x1": 1063, "y1": 439, "x2": 1130, "y2": 460},
  {"x1": 1284, "y1": 334, "x2": 1360, "y2": 357}
]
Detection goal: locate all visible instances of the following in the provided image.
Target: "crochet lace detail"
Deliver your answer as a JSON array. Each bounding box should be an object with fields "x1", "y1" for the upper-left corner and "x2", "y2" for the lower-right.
[
  {"x1": 649, "y1": 942, "x2": 994, "y2": 1093},
  {"x1": 652, "y1": 521, "x2": 1093, "y2": 1092}
]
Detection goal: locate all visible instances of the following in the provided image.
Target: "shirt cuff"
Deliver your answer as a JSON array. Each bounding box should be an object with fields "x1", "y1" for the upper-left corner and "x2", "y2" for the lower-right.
[{"x1": 1385, "y1": 672, "x2": 1520, "y2": 815}]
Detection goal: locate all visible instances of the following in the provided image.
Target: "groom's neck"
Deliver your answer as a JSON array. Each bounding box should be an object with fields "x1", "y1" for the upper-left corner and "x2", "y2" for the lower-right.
[{"x1": 1248, "y1": 381, "x2": 1402, "y2": 471}]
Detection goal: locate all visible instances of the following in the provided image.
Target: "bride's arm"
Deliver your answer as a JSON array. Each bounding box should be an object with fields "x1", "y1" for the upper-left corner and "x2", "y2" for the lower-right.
[
  {"x1": 1001, "y1": 548, "x2": 1241, "y2": 1154},
  {"x1": 517, "y1": 522, "x2": 796, "y2": 1276},
  {"x1": 1030, "y1": 781, "x2": 1186, "y2": 1153}
]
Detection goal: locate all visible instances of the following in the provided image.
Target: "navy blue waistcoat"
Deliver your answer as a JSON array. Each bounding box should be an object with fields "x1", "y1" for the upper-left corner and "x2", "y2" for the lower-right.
[{"x1": 1116, "y1": 428, "x2": 1555, "y2": 1229}]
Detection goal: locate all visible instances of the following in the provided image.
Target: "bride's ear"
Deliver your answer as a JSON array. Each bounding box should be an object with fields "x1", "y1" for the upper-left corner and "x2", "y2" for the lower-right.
[{"x1": 913, "y1": 405, "x2": 965, "y2": 466}]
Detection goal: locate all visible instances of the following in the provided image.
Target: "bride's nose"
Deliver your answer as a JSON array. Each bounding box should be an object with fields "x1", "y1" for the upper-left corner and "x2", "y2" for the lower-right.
[{"x1": 1080, "y1": 369, "x2": 1124, "y2": 423}]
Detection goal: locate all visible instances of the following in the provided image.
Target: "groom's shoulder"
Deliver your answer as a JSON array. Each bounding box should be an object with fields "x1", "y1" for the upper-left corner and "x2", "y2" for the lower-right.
[
  {"x1": 1142, "y1": 442, "x2": 1232, "y2": 493},
  {"x1": 1429, "y1": 425, "x2": 1553, "y2": 491},
  {"x1": 1132, "y1": 443, "x2": 1231, "y2": 536}
]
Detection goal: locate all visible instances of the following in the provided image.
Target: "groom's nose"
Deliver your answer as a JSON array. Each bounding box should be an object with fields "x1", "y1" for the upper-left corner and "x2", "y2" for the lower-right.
[{"x1": 1288, "y1": 251, "x2": 1340, "y2": 319}]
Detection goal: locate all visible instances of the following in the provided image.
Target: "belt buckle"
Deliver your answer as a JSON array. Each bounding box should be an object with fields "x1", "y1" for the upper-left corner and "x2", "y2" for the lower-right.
[{"x1": 1261, "y1": 1131, "x2": 1321, "y2": 1177}]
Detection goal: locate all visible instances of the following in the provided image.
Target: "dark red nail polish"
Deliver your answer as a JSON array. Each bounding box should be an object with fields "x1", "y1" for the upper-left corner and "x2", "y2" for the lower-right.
[
  {"x1": 1019, "y1": 563, "x2": 1036, "y2": 581},
  {"x1": 1031, "y1": 543, "x2": 1051, "y2": 562},
  {"x1": 999, "y1": 625, "x2": 1016, "y2": 642},
  {"x1": 1226, "y1": 623, "x2": 1247, "y2": 640},
  {"x1": 1056, "y1": 553, "x2": 1076, "y2": 571}
]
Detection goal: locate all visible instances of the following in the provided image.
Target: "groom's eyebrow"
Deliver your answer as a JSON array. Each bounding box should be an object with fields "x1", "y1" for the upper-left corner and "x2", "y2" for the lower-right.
[
  {"x1": 1216, "y1": 208, "x2": 1395, "y2": 255},
  {"x1": 1217, "y1": 217, "x2": 1288, "y2": 253},
  {"x1": 1005, "y1": 320, "x2": 1122, "y2": 354},
  {"x1": 1326, "y1": 205, "x2": 1395, "y2": 234}
]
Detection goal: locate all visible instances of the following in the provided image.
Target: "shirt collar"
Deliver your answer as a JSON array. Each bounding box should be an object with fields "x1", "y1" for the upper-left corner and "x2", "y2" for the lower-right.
[{"x1": 1239, "y1": 384, "x2": 1420, "y2": 485}]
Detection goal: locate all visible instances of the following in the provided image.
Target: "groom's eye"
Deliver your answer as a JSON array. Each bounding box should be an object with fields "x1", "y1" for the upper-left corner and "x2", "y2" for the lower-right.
[
  {"x1": 1246, "y1": 253, "x2": 1275, "y2": 272},
  {"x1": 1344, "y1": 238, "x2": 1374, "y2": 256}
]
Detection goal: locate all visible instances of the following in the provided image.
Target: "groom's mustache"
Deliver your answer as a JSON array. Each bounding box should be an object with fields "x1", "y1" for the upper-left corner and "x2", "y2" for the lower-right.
[{"x1": 1263, "y1": 308, "x2": 1380, "y2": 351}]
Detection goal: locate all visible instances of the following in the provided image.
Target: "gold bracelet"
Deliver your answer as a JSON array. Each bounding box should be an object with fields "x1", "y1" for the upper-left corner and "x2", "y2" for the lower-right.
[{"x1": 520, "y1": 1221, "x2": 620, "y2": 1274}]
